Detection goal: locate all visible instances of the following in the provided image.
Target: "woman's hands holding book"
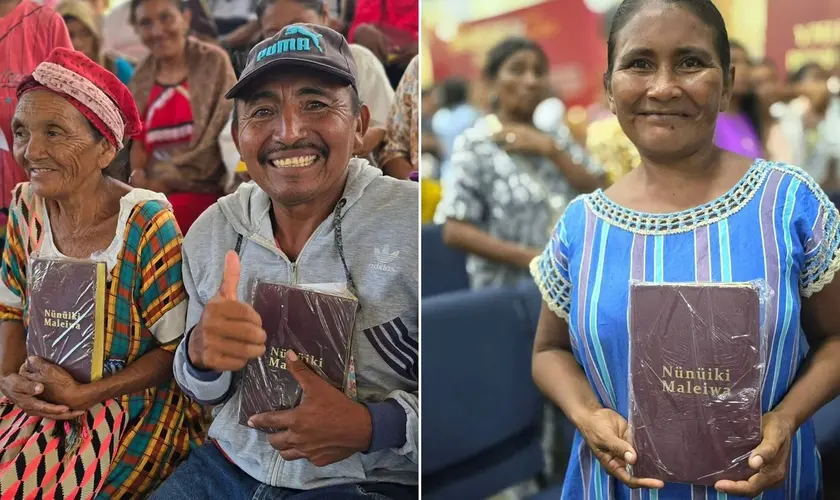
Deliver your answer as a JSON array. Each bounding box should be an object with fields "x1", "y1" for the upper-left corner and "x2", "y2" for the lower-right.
[
  {"x1": 189, "y1": 251, "x2": 267, "y2": 371},
  {"x1": 0, "y1": 360, "x2": 85, "y2": 420},
  {"x1": 714, "y1": 411, "x2": 794, "y2": 496},
  {"x1": 247, "y1": 350, "x2": 373, "y2": 467},
  {"x1": 578, "y1": 408, "x2": 665, "y2": 490}
]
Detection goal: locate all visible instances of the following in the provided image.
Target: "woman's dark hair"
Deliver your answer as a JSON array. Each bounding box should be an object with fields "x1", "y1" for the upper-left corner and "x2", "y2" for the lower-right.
[
  {"x1": 789, "y1": 62, "x2": 826, "y2": 84},
  {"x1": 483, "y1": 37, "x2": 548, "y2": 81},
  {"x1": 86, "y1": 123, "x2": 131, "y2": 182},
  {"x1": 727, "y1": 39, "x2": 763, "y2": 138},
  {"x1": 129, "y1": 0, "x2": 186, "y2": 24},
  {"x1": 255, "y1": 0, "x2": 325, "y2": 21},
  {"x1": 605, "y1": 0, "x2": 730, "y2": 82},
  {"x1": 438, "y1": 79, "x2": 469, "y2": 109}
]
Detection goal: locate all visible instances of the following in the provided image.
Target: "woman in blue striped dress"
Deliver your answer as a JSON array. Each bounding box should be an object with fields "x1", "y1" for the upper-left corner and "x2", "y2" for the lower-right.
[{"x1": 531, "y1": 1, "x2": 840, "y2": 499}]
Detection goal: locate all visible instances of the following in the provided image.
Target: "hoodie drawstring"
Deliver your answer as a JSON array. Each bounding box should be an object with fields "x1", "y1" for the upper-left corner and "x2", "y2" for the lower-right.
[{"x1": 333, "y1": 198, "x2": 358, "y2": 299}]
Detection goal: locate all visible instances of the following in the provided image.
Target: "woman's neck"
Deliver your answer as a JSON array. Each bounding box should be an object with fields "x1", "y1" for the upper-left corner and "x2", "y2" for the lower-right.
[
  {"x1": 497, "y1": 109, "x2": 532, "y2": 126},
  {"x1": 636, "y1": 144, "x2": 723, "y2": 191},
  {"x1": 156, "y1": 43, "x2": 188, "y2": 79},
  {"x1": 47, "y1": 175, "x2": 117, "y2": 231},
  {"x1": 725, "y1": 95, "x2": 743, "y2": 115}
]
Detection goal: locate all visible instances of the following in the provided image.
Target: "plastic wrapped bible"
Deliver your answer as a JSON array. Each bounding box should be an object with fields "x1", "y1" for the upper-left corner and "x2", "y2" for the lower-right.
[
  {"x1": 239, "y1": 281, "x2": 357, "y2": 432},
  {"x1": 26, "y1": 257, "x2": 107, "y2": 384},
  {"x1": 628, "y1": 281, "x2": 766, "y2": 486}
]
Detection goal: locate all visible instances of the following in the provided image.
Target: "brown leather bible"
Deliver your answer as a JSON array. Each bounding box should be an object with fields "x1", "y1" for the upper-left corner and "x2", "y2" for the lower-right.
[
  {"x1": 239, "y1": 281, "x2": 357, "y2": 431},
  {"x1": 26, "y1": 257, "x2": 107, "y2": 384},
  {"x1": 629, "y1": 282, "x2": 763, "y2": 486}
]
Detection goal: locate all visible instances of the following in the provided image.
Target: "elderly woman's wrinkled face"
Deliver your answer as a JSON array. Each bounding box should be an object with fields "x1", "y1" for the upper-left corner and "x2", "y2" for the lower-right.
[
  {"x1": 607, "y1": 3, "x2": 732, "y2": 162},
  {"x1": 235, "y1": 70, "x2": 368, "y2": 206},
  {"x1": 65, "y1": 18, "x2": 98, "y2": 61},
  {"x1": 493, "y1": 49, "x2": 549, "y2": 120},
  {"x1": 260, "y1": 0, "x2": 324, "y2": 40},
  {"x1": 134, "y1": 0, "x2": 191, "y2": 60},
  {"x1": 12, "y1": 91, "x2": 113, "y2": 198}
]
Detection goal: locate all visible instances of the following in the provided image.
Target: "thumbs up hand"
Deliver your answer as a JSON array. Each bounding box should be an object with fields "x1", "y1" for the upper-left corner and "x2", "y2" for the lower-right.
[{"x1": 188, "y1": 251, "x2": 266, "y2": 372}]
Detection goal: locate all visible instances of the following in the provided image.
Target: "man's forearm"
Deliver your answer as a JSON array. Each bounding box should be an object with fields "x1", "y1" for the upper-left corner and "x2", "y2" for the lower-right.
[{"x1": 173, "y1": 329, "x2": 234, "y2": 405}]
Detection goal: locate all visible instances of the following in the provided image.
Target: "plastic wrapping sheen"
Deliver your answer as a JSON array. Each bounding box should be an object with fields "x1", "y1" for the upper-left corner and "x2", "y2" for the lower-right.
[
  {"x1": 26, "y1": 257, "x2": 107, "y2": 384},
  {"x1": 628, "y1": 281, "x2": 768, "y2": 486},
  {"x1": 238, "y1": 281, "x2": 358, "y2": 432}
]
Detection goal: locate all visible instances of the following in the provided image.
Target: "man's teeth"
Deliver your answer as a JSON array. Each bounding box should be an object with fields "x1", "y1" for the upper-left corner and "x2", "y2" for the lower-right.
[
  {"x1": 32, "y1": 168, "x2": 51, "y2": 173},
  {"x1": 270, "y1": 155, "x2": 317, "y2": 168}
]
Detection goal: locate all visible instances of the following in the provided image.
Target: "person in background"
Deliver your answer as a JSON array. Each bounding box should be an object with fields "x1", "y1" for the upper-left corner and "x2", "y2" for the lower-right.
[
  {"x1": 0, "y1": 47, "x2": 204, "y2": 498},
  {"x1": 767, "y1": 64, "x2": 840, "y2": 185},
  {"x1": 257, "y1": 0, "x2": 393, "y2": 155},
  {"x1": 435, "y1": 37, "x2": 603, "y2": 290},
  {"x1": 379, "y1": 55, "x2": 418, "y2": 179},
  {"x1": 431, "y1": 78, "x2": 479, "y2": 184},
  {"x1": 532, "y1": 0, "x2": 840, "y2": 497},
  {"x1": 150, "y1": 24, "x2": 417, "y2": 500},
  {"x1": 752, "y1": 56, "x2": 779, "y2": 97},
  {"x1": 58, "y1": 0, "x2": 134, "y2": 84},
  {"x1": 129, "y1": 0, "x2": 237, "y2": 232},
  {"x1": 103, "y1": 0, "x2": 218, "y2": 65},
  {"x1": 0, "y1": 0, "x2": 71, "y2": 248},
  {"x1": 714, "y1": 40, "x2": 763, "y2": 159},
  {"x1": 348, "y1": 0, "x2": 418, "y2": 88}
]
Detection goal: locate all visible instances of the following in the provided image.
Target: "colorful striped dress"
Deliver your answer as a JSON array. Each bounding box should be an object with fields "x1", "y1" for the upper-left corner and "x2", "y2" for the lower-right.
[
  {"x1": 0, "y1": 183, "x2": 206, "y2": 499},
  {"x1": 532, "y1": 159, "x2": 840, "y2": 500}
]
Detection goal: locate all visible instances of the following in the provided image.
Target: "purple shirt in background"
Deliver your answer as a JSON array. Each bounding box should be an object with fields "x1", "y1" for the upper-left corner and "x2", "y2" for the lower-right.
[{"x1": 715, "y1": 112, "x2": 762, "y2": 159}]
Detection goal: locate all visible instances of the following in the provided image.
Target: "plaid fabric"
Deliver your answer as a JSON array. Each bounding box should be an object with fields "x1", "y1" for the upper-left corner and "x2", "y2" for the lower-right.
[{"x1": 0, "y1": 183, "x2": 206, "y2": 498}]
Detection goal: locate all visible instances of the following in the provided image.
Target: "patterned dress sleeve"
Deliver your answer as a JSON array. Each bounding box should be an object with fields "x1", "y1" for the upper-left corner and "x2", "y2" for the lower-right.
[
  {"x1": 432, "y1": 132, "x2": 490, "y2": 226},
  {"x1": 0, "y1": 188, "x2": 27, "y2": 322},
  {"x1": 530, "y1": 206, "x2": 575, "y2": 321},
  {"x1": 798, "y1": 180, "x2": 840, "y2": 297},
  {"x1": 379, "y1": 56, "x2": 418, "y2": 167},
  {"x1": 133, "y1": 202, "x2": 188, "y2": 351}
]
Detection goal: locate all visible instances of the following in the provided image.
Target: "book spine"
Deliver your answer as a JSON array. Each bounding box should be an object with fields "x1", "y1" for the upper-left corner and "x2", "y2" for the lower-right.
[{"x1": 91, "y1": 263, "x2": 107, "y2": 381}]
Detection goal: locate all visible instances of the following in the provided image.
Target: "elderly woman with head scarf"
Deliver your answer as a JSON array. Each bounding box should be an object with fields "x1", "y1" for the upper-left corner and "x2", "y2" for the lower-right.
[{"x1": 0, "y1": 48, "x2": 205, "y2": 498}]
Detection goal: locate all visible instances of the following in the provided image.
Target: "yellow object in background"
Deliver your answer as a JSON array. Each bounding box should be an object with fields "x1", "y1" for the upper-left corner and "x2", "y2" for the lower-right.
[
  {"x1": 585, "y1": 115, "x2": 640, "y2": 185},
  {"x1": 421, "y1": 178, "x2": 442, "y2": 224},
  {"x1": 236, "y1": 160, "x2": 247, "y2": 173}
]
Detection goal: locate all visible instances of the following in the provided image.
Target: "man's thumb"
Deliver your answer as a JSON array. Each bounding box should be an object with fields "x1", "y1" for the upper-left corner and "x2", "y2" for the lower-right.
[{"x1": 219, "y1": 250, "x2": 241, "y2": 300}]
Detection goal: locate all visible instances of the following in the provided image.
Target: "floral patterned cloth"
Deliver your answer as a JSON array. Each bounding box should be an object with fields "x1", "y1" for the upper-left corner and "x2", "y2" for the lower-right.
[{"x1": 379, "y1": 56, "x2": 418, "y2": 170}]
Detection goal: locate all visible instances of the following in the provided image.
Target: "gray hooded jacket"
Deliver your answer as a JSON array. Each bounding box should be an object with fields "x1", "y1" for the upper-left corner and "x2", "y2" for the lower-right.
[{"x1": 172, "y1": 159, "x2": 418, "y2": 489}]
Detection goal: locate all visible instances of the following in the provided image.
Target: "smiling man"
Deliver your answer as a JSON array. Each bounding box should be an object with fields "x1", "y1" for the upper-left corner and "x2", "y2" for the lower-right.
[{"x1": 152, "y1": 24, "x2": 418, "y2": 500}]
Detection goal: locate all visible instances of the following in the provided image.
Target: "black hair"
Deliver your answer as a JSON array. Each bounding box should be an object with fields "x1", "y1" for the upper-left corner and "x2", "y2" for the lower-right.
[
  {"x1": 129, "y1": 0, "x2": 186, "y2": 24},
  {"x1": 789, "y1": 61, "x2": 826, "y2": 84},
  {"x1": 437, "y1": 79, "x2": 469, "y2": 109},
  {"x1": 255, "y1": 0, "x2": 325, "y2": 22},
  {"x1": 86, "y1": 122, "x2": 131, "y2": 182},
  {"x1": 231, "y1": 88, "x2": 362, "y2": 129},
  {"x1": 724, "y1": 40, "x2": 763, "y2": 139},
  {"x1": 605, "y1": 0, "x2": 730, "y2": 83},
  {"x1": 483, "y1": 37, "x2": 548, "y2": 81}
]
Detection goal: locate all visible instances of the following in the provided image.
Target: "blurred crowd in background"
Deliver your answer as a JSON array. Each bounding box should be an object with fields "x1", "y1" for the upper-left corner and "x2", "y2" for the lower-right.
[
  {"x1": 1, "y1": 0, "x2": 420, "y2": 243},
  {"x1": 420, "y1": 0, "x2": 840, "y2": 499}
]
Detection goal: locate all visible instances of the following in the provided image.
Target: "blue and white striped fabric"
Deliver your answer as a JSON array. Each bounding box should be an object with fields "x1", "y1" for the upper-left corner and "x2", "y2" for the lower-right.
[{"x1": 532, "y1": 159, "x2": 839, "y2": 500}]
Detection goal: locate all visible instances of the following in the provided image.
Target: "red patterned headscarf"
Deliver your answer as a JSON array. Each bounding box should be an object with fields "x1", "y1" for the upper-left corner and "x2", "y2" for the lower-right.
[{"x1": 17, "y1": 47, "x2": 142, "y2": 150}]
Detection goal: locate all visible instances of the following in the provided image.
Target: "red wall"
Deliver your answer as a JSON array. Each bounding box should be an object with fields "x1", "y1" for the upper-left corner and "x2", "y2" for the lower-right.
[
  {"x1": 765, "y1": 1, "x2": 840, "y2": 74},
  {"x1": 427, "y1": 0, "x2": 606, "y2": 107}
]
